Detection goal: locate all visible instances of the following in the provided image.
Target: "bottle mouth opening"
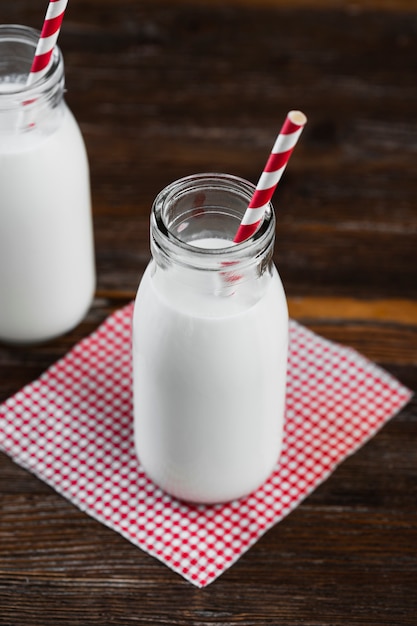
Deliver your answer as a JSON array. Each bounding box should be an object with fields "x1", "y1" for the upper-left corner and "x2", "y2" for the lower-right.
[
  {"x1": 0, "y1": 24, "x2": 63, "y2": 107},
  {"x1": 152, "y1": 173, "x2": 275, "y2": 265}
]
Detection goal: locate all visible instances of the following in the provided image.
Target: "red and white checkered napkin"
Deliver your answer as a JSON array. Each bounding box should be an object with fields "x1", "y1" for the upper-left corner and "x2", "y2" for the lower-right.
[{"x1": 0, "y1": 303, "x2": 412, "y2": 587}]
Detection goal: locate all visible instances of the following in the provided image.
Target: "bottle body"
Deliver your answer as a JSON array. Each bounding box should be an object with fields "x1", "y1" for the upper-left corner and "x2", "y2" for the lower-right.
[
  {"x1": 132, "y1": 173, "x2": 288, "y2": 503},
  {"x1": 0, "y1": 25, "x2": 95, "y2": 343}
]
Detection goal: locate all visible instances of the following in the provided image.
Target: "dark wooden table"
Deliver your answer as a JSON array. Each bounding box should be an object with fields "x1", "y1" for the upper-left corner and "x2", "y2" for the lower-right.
[{"x1": 1, "y1": 1, "x2": 416, "y2": 624}]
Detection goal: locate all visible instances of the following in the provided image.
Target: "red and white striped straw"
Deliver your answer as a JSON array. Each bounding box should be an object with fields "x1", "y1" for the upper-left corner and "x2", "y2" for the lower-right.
[
  {"x1": 26, "y1": 0, "x2": 69, "y2": 86},
  {"x1": 233, "y1": 110, "x2": 307, "y2": 244}
]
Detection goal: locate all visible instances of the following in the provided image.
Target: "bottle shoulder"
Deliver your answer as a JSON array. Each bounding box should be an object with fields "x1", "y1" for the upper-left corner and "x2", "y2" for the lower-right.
[{"x1": 134, "y1": 261, "x2": 288, "y2": 322}]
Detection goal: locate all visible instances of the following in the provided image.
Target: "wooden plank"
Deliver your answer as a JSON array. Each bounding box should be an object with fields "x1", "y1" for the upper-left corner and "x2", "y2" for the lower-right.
[
  {"x1": 288, "y1": 297, "x2": 417, "y2": 325},
  {"x1": 146, "y1": 0, "x2": 417, "y2": 11}
]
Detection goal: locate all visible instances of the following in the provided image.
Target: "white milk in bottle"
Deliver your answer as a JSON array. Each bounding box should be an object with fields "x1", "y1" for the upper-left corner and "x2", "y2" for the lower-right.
[
  {"x1": 0, "y1": 25, "x2": 95, "y2": 343},
  {"x1": 132, "y1": 173, "x2": 288, "y2": 503}
]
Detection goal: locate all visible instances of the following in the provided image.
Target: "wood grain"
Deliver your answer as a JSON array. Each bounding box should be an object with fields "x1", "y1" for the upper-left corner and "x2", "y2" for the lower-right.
[
  {"x1": 0, "y1": 1, "x2": 416, "y2": 624},
  {"x1": 289, "y1": 297, "x2": 417, "y2": 325},
  {"x1": 169, "y1": 0, "x2": 417, "y2": 10}
]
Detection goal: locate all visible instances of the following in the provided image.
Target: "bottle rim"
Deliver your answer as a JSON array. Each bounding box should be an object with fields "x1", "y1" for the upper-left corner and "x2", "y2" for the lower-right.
[
  {"x1": 151, "y1": 172, "x2": 276, "y2": 270},
  {"x1": 0, "y1": 24, "x2": 64, "y2": 106}
]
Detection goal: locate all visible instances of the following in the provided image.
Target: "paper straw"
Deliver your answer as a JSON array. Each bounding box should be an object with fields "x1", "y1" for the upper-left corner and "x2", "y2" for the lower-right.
[
  {"x1": 26, "y1": 0, "x2": 69, "y2": 86},
  {"x1": 233, "y1": 110, "x2": 307, "y2": 244}
]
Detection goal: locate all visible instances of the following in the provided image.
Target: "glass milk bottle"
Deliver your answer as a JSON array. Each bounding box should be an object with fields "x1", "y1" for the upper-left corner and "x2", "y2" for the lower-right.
[
  {"x1": 132, "y1": 173, "x2": 288, "y2": 503},
  {"x1": 0, "y1": 25, "x2": 95, "y2": 343}
]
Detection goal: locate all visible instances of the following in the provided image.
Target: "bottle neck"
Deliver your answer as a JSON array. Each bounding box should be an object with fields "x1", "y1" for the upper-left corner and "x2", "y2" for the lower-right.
[
  {"x1": 150, "y1": 173, "x2": 276, "y2": 280},
  {"x1": 0, "y1": 25, "x2": 65, "y2": 138},
  {"x1": 148, "y1": 174, "x2": 276, "y2": 309}
]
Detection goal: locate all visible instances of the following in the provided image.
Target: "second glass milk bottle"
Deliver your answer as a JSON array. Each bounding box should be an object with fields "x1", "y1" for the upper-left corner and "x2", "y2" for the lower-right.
[{"x1": 0, "y1": 25, "x2": 95, "y2": 343}]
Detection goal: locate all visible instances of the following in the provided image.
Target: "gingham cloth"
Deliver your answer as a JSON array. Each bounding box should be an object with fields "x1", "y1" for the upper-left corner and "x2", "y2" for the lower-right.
[{"x1": 0, "y1": 303, "x2": 412, "y2": 587}]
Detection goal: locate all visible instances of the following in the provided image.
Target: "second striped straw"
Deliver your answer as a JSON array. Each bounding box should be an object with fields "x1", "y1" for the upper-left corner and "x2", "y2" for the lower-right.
[
  {"x1": 233, "y1": 110, "x2": 307, "y2": 244},
  {"x1": 27, "y1": 0, "x2": 69, "y2": 86}
]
